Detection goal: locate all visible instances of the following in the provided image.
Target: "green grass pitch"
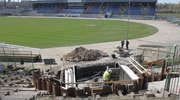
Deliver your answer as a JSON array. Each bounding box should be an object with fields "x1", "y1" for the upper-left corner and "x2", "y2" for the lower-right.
[{"x1": 0, "y1": 17, "x2": 158, "y2": 48}]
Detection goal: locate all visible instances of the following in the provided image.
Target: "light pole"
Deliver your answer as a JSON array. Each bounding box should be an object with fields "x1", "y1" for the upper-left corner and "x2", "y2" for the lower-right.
[{"x1": 126, "y1": 0, "x2": 131, "y2": 41}]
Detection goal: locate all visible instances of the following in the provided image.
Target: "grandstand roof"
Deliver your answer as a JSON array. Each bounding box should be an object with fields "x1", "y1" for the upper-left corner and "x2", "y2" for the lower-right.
[{"x1": 30, "y1": 0, "x2": 157, "y2": 3}]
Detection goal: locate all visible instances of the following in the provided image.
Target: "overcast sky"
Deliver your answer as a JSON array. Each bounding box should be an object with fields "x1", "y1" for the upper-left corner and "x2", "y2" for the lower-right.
[
  {"x1": 158, "y1": 0, "x2": 180, "y2": 3},
  {"x1": 1, "y1": 0, "x2": 180, "y2": 3}
]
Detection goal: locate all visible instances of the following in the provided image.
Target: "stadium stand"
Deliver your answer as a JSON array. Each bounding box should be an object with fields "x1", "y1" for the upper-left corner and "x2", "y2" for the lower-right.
[{"x1": 29, "y1": 0, "x2": 157, "y2": 16}]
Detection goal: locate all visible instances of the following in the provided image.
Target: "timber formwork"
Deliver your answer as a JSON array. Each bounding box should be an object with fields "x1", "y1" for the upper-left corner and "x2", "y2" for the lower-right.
[{"x1": 32, "y1": 58, "x2": 168, "y2": 97}]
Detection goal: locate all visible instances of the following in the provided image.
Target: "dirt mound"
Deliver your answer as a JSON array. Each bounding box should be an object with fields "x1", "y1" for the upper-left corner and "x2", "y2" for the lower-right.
[{"x1": 62, "y1": 47, "x2": 109, "y2": 62}]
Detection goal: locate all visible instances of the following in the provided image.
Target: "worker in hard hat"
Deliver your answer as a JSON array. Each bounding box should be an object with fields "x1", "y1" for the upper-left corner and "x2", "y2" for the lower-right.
[{"x1": 103, "y1": 68, "x2": 112, "y2": 86}]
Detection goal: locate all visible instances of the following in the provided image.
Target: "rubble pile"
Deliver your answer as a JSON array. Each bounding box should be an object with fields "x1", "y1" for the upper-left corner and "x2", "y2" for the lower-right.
[
  {"x1": 62, "y1": 47, "x2": 109, "y2": 62},
  {"x1": 0, "y1": 74, "x2": 33, "y2": 88},
  {"x1": 0, "y1": 69, "x2": 33, "y2": 88}
]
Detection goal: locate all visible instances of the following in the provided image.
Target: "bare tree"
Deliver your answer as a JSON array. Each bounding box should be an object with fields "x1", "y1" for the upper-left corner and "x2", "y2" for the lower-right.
[{"x1": 157, "y1": 2, "x2": 180, "y2": 13}]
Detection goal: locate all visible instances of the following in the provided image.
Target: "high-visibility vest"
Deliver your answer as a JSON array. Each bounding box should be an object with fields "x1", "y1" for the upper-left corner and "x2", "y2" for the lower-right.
[{"x1": 103, "y1": 71, "x2": 110, "y2": 81}]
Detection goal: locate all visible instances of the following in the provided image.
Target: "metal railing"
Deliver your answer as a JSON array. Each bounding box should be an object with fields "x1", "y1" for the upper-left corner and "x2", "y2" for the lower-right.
[
  {"x1": 164, "y1": 45, "x2": 180, "y2": 97},
  {"x1": 128, "y1": 56, "x2": 147, "y2": 74}
]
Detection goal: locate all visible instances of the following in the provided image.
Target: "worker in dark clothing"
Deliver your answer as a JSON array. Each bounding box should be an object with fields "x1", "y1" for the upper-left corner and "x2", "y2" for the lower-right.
[
  {"x1": 121, "y1": 40, "x2": 125, "y2": 48},
  {"x1": 126, "y1": 40, "x2": 129, "y2": 50},
  {"x1": 142, "y1": 73, "x2": 148, "y2": 90}
]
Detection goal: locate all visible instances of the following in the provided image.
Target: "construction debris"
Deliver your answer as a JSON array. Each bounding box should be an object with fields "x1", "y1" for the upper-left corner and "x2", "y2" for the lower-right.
[
  {"x1": 1, "y1": 44, "x2": 179, "y2": 100},
  {"x1": 0, "y1": 67, "x2": 34, "y2": 88},
  {"x1": 114, "y1": 46, "x2": 132, "y2": 57},
  {"x1": 0, "y1": 74, "x2": 33, "y2": 88},
  {"x1": 62, "y1": 47, "x2": 109, "y2": 62}
]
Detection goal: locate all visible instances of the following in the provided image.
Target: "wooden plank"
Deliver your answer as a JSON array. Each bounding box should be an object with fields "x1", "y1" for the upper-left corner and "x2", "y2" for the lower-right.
[{"x1": 62, "y1": 79, "x2": 137, "y2": 85}]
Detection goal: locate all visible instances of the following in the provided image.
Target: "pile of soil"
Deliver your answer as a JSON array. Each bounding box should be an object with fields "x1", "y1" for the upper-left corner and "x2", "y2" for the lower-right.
[{"x1": 62, "y1": 47, "x2": 109, "y2": 62}]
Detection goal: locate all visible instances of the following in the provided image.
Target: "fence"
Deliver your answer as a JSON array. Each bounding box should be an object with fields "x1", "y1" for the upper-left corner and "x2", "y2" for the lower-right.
[
  {"x1": 164, "y1": 45, "x2": 180, "y2": 96},
  {"x1": 156, "y1": 16, "x2": 180, "y2": 25},
  {"x1": 0, "y1": 45, "x2": 42, "y2": 68}
]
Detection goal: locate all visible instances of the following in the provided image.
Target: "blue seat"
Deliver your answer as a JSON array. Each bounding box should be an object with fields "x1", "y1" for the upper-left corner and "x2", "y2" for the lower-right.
[{"x1": 62, "y1": 8, "x2": 83, "y2": 13}]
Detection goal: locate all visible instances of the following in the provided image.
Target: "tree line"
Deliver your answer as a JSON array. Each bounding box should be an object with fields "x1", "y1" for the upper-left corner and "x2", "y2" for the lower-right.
[{"x1": 157, "y1": 3, "x2": 180, "y2": 13}]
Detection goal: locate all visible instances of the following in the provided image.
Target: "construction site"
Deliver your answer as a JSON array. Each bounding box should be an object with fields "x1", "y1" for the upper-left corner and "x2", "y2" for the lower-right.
[
  {"x1": 0, "y1": 0, "x2": 180, "y2": 100},
  {"x1": 0, "y1": 39, "x2": 180, "y2": 100}
]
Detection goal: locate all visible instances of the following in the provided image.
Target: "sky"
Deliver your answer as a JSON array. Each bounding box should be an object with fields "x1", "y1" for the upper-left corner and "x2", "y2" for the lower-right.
[
  {"x1": 158, "y1": 0, "x2": 180, "y2": 3},
  {"x1": 1, "y1": 0, "x2": 180, "y2": 3},
  {"x1": 23, "y1": 0, "x2": 180, "y2": 3}
]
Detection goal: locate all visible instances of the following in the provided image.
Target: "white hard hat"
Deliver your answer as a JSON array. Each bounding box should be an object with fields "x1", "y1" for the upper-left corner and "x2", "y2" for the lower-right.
[{"x1": 108, "y1": 69, "x2": 112, "y2": 73}]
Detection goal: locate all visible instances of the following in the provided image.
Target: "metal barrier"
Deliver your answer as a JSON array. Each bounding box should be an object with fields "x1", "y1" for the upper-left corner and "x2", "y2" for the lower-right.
[
  {"x1": 156, "y1": 16, "x2": 180, "y2": 25},
  {"x1": 164, "y1": 45, "x2": 180, "y2": 96}
]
